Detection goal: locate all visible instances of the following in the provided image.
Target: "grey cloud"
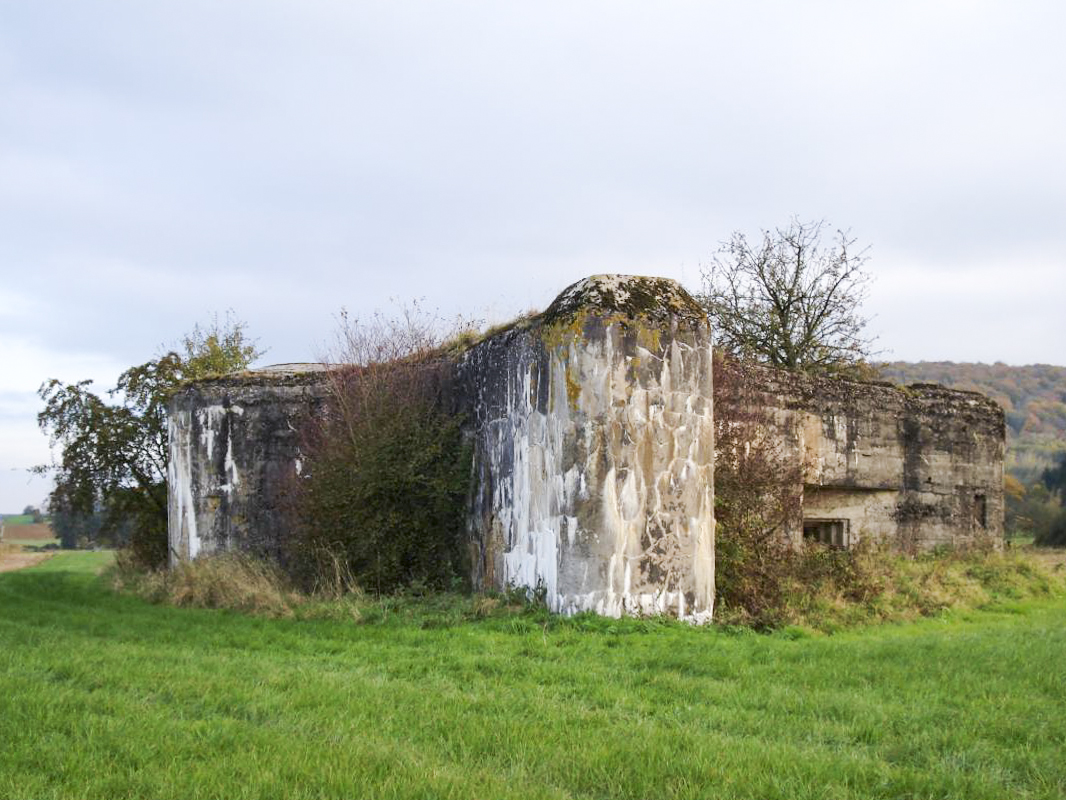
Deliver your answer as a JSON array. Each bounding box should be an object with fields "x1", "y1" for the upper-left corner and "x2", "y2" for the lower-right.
[{"x1": 1, "y1": 1, "x2": 1064, "y2": 508}]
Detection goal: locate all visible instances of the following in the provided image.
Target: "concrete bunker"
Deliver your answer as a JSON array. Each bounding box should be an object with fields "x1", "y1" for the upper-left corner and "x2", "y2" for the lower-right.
[
  {"x1": 170, "y1": 276, "x2": 717, "y2": 621},
  {"x1": 740, "y1": 363, "x2": 1006, "y2": 550},
  {"x1": 167, "y1": 275, "x2": 1006, "y2": 621}
]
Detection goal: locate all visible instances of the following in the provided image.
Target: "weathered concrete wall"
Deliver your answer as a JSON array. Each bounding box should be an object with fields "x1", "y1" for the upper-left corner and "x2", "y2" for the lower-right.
[
  {"x1": 458, "y1": 276, "x2": 715, "y2": 620},
  {"x1": 743, "y1": 365, "x2": 1005, "y2": 548},
  {"x1": 168, "y1": 365, "x2": 329, "y2": 563},
  {"x1": 166, "y1": 274, "x2": 1005, "y2": 620},
  {"x1": 166, "y1": 276, "x2": 715, "y2": 621}
]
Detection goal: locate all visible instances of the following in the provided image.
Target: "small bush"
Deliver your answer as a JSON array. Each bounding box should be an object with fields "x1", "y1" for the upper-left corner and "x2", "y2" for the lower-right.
[{"x1": 1034, "y1": 508, "x2": 1066, "y2": 546}]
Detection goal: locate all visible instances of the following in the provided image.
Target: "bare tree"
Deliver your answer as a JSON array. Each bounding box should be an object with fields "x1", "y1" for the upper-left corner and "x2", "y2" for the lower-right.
[{"x1": 700, "y1": 218, "x2": 877, "y2": 374}]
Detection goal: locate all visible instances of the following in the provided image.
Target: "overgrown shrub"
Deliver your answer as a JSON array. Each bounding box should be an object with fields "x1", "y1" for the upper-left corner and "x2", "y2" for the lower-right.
[
  {"x1": 712, "y1": 352, "x2": 805, "y2": 625},
  {"x1": 1006, "y1": 475, "x2": 1066, "y2": 546},
  {"x1": 284, "y1": 307, "x2": 473, "y2": 594}
]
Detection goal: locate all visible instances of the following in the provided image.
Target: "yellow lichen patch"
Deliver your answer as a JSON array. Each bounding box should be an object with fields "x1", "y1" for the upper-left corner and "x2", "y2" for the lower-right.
[
  {"x1": 635, "y1": 323, "x2": 662, "y2": 355},
  {"x1": 564, "y1": 364, "x2": 582, "y2": 407},
  {"x1": 540, "y1": 312, "x2": 586, "y2": 352}
]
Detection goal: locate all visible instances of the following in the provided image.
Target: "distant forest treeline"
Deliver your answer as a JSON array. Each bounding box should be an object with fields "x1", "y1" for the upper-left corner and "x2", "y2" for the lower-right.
[{"x1": 878, "y1": 361, "x2": 1066, "y2": 483}]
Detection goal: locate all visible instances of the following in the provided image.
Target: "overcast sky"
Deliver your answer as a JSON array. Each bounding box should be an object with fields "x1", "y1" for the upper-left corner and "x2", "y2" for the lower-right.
[{"x1": 2, "y1": 1, "x2": 1064, "y2": 511}]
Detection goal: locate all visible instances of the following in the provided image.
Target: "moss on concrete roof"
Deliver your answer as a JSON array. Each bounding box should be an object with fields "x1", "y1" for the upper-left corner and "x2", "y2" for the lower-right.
[{"x1": 541, "y1": 275, "x2": 707, "y2": 327}]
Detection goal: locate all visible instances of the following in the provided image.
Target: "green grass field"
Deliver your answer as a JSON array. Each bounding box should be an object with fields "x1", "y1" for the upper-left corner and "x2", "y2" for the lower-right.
[
  {"x1": 2, "y1": 552, "x2": 1065, "y2": 799},
  {"x1": 1, "y1": 513, "x2": 35, "y2": 526}
]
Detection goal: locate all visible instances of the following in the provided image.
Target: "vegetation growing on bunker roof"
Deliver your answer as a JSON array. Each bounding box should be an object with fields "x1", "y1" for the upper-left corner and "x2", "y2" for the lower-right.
[{"x1": 541, "y1": 274, "x2": 708, "y2": 327}]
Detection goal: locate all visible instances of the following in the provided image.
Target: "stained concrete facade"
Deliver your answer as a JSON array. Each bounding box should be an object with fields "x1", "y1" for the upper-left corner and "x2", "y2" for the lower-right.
[
  {"x1": 168, "y1": 277, "x2": 717, "y2": 620},
  {"x1": 167, "y1": 274, "x2": 1005, "y2": 620},
  {"x1": 457, "y1": 276, "x2": 716, "y2": 619},
  {"x1": 739, "y1": 364, "x2": 1005, "y2": 550},
  {"x1": 168, "y1": 364, "x2": 330, "y2": 563}
]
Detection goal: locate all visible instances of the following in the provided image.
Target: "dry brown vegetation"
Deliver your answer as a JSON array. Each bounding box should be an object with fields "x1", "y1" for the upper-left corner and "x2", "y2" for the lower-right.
[
  {"x1": 714, "y1": 542, "x2": 1066, "y2": 631},
  {"x1": 0, "y1": 522, "x2": 58, "y2": 572},
  {"x1": 104, "y1": 542, "x2": 1066, "y2": 636},
  {"x1": 110, "y1": 550, "x2": 364, "y2": 620},
  {"x1": 0, "y1": 543, "x2": 54, "y2": 573}
]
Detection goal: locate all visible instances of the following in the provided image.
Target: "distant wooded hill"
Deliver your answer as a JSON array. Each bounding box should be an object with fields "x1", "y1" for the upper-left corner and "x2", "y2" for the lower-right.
[{"x1": 878, "y1": 362, "x2": 1066, "y2": 482}]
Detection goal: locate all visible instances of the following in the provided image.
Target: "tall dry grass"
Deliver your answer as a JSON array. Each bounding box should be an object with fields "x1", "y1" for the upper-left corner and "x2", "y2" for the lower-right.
[
  {"x1": 715, "y1": 541, "x2": 1066, "y2": 631},
  {"x1": 111, "y1": 550, "x2": 364, "y2": 620},
  {"x1": 114, "y1": 542, "x2": 1066, "y2": 634}
]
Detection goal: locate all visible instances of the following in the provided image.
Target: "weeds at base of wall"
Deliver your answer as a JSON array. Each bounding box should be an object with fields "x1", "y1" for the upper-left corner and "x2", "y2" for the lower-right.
[
  {"x1": 713, "y1": 543, "x2": 1066, "y2": 632},
  {"x1": 110, "y1": 552, "x2": 650, "y2": 632},
  {"x1": 108, "y1": 550, "x2": 552, "y2": 626},
  {"x1": 109, "y1": 550, "x2": 365, "y2": 621},
  {"x1": 111, "y1": 544, "x2": 1065, "y2": 636}
]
